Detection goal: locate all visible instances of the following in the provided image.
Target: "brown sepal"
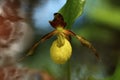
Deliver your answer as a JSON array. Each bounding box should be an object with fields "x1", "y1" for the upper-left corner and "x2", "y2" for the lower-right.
[{"x1": 49, "y1": 13, "x2": 66, "y2": 28}]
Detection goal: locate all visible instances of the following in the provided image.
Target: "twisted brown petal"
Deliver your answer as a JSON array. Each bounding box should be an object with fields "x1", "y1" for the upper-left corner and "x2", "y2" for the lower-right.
[
  {"x1": 64, "y1": 30, "x2": 100, "y2": 60},
  {"x1": 18, "y1": 30, "x2": 57, "y2": 61}
]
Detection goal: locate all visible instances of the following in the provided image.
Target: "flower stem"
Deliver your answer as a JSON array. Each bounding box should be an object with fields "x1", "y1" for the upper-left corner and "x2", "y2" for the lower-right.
[{"x1": 67, "y1": 60, "x2": 71, "y2": 80}]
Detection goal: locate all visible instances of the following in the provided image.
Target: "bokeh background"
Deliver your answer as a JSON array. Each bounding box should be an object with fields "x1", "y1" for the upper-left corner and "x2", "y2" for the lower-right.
[
  {"x1": 20, "y1": 0, "x2": 120, "y2": 80},
  {"x1": 18, "y1": 0, "x2": 120, "y2": 80}
]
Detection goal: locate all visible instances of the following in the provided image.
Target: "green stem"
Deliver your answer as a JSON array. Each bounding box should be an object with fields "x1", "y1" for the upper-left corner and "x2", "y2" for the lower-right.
[{"x1": 67, "y1": 60, "x2": 71, "y2": 80}]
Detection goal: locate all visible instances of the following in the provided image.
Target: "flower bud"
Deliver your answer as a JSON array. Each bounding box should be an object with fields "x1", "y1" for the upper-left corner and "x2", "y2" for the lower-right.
[{"x1": 50, "y1": 38, "x2": 72, "y2": 64}]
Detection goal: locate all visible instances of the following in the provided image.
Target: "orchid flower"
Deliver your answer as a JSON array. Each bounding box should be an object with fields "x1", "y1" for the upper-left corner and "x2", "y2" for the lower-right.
[{"x1": 23, "y1": 13, "x2": 99, "y2": 64}]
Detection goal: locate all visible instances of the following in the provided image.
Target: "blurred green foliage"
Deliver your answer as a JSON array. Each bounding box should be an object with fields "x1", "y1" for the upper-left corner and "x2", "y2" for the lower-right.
[{"x1": 86, "y1": 0, "x2": 120, "y2": 30}]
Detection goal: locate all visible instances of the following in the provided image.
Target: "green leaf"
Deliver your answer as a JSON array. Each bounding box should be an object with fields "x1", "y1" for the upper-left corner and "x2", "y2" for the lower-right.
[
  {"x1": 112, "y1": 59, "x2": 120, "y2": 80},
  {"x1": 59, "y1": 0, "x2": 85, "y2": 28}
]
